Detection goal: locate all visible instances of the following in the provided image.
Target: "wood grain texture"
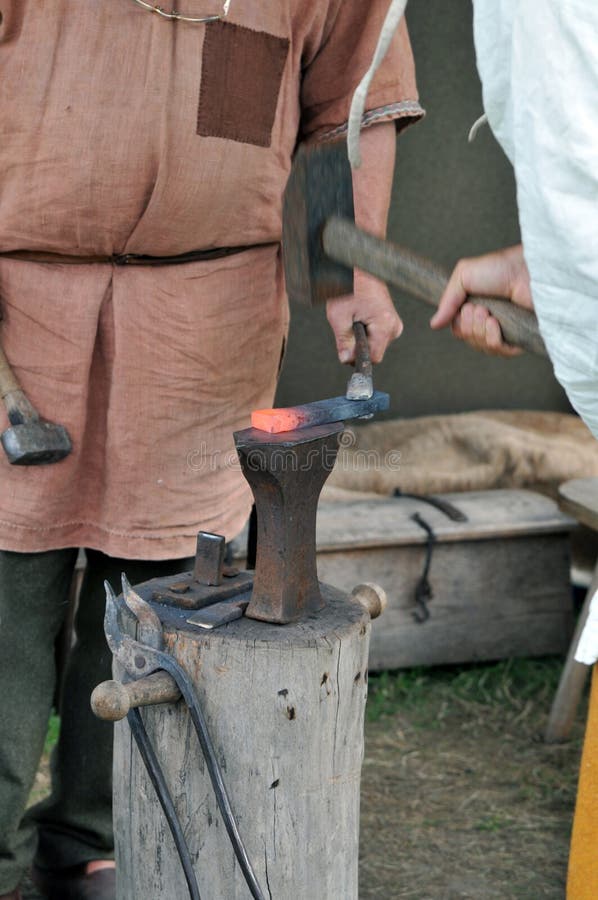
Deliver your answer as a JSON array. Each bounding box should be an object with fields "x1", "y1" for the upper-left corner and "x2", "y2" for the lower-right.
[
  {"x1": 228, "y1": 491, "x2": 575, "y2": 670},
  {"x1": 316, "y1": 490, "x2": 575, "y2": 552},
  {"x1": 114, "y1": 587, "x2": 370, "y2": 900},
  {"x1": 317, "y1": 535, "x2": 572, "y2": 670}
]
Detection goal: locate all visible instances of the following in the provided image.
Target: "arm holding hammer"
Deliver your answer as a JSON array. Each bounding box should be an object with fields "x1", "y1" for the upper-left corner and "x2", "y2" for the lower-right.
[{"x1": 326, "y1": 122, "x2": 402, "y2": 366}]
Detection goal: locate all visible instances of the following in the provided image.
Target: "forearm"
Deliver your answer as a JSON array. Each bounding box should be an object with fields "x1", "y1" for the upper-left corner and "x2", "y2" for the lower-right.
[
  {"x1": 351, "y1": 122, "x2": 396, "y2": 240},
  {"x1": 325, "y1": 122, "x2": 402, "y2": 364}
]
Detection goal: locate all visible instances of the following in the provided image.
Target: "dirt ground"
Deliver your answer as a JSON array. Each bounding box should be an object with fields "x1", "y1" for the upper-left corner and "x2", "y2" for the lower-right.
[
  {"x1": 25, "y1": 658, "x2": 584, "y2": 900},
  {"x1": 360, "y1": 661, "x2": 585, "y2": 900}
]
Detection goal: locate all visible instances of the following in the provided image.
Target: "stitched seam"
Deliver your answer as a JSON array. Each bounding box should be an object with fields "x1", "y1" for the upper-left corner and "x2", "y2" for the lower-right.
[
  {"x1": 196, "y1": 21, "x2": 221, "y2": 138},
  {"x1": 0, "y1": 516, "x2": 202, "y2": 539},
  {"x1": 320, "y1": 100, "x2": 425, "y2": 140}
]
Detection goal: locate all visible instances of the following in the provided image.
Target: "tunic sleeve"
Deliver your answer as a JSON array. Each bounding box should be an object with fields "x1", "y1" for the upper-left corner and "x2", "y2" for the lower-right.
[{"x1": 300, "y1": 2, "x2": 424, "y2": 141}]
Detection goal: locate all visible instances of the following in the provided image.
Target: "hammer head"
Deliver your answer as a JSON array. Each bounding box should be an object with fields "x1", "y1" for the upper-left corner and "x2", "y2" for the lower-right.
[
  {"x1": 2, "y1": 420, "x2": 72, "y2": 465},
  {"x1": 282, "y1": 140, "x2": 354, "y2": 307}
]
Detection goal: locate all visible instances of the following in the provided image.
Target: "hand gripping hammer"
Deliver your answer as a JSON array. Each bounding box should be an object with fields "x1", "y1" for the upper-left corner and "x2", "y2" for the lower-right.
[
  {"x1": 282, "y1": 140, "x2": 548, "y2": 358},
  {"x1": 0, "y1": 341, "x2": 72, "y2": 465}
]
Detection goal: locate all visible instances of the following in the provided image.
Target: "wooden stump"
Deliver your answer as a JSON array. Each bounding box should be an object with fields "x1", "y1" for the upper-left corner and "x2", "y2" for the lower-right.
[{"x1": 113, "y1": 585, "x2": 370, "y2": 900}]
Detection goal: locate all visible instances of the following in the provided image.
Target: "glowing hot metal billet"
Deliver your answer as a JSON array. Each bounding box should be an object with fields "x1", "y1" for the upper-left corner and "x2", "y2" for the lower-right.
[{"x1": 251, "y1": 390, "x2": 389, "y2": 434}]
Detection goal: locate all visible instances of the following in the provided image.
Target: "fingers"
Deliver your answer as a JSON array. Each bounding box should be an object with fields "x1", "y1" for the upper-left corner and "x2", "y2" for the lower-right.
[
  {"x1": 365, "y1": 307, "x2": 403, "y2": 363},
  {"x1": 326, "y1": 300, "x2": 358, "y2": 363},
  {"x1": 431, "y1": 248, "x2": 530, "y2": 358},
  {"x1": 326, "y1": 286, "x2": 403, "y2": 365},
  {"x1": 453, "y1": 303, "x2": 522, "y2": 357},
  {"x1": 431, "y1": 248, "x2": 524, "y2": 331},
  {"x1": 430, "y1": 259, "x2": 468, "y2": 330}
]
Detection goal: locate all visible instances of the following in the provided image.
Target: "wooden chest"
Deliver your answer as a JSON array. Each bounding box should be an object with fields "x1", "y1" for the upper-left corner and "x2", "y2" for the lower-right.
[{"x1": 314, "y1": 489, "x2": 575, "y2": 671}]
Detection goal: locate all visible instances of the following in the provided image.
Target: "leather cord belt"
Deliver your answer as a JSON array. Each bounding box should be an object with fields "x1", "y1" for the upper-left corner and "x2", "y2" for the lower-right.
[{"x1": 0, "y1": 242, "x2": 277, "y2": 266}]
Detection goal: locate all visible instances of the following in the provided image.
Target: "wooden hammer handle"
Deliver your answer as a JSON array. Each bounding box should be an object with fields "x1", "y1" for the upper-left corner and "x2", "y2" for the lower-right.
[
  {"x1": 323, "y1": 216, "x2": 548, "y2": 358},
  {"x1": 0, "y1": 344, "x2": 21, "y2": 396},
  {"x1": 0, "y1": 343, "x2": 38, "y2": 424}
]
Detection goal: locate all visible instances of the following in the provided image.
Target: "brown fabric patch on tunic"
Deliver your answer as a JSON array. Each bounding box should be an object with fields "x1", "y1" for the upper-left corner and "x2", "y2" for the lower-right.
[{"x1": 197, "y1": 21, "x2": 289, "y2": 148}]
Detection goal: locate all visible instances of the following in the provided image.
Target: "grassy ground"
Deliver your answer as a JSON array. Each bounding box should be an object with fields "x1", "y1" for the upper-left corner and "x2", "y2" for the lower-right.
[
  {"x1": 360, "y1": 658, "x2": 586, "y2": 899},
  {"x1": 28, "y1": 657, "x2": 586, "y2": 900},
  {"x1": 27, "y1": 717, "x2": 58, "y2": 809}
]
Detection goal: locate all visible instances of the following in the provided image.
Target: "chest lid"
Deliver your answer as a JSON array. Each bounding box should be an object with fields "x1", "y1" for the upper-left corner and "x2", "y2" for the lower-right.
[{"x1": 316, "y1": 489, "x2": 576, "y2": 553}]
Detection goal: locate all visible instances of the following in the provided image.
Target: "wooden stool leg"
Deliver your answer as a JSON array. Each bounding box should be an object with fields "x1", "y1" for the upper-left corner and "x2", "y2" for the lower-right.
[{"x1": 544, "y1": 561, "x2": 598, "y2": 743}]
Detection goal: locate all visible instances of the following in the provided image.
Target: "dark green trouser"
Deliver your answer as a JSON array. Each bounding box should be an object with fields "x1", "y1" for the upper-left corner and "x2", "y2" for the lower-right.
[{"x1": 0, "y1": 548, "x2": 192, "y2": 895}]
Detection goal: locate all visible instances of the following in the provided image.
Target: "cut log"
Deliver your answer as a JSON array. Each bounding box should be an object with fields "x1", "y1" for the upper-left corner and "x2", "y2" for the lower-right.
[{"x1": 113, "y1": 585, "x2": 370, "y2": 900}]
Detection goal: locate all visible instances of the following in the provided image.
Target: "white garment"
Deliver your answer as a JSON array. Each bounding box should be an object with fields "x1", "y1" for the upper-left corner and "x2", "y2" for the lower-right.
[{"x1": 473, "y1": 0, "x2": 598, "y2": 438}]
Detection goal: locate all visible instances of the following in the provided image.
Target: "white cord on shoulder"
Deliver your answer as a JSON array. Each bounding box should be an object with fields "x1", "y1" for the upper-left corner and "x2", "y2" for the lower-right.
[{"x1": 347, "y1": 0, "x2": 409, "y2": 170}]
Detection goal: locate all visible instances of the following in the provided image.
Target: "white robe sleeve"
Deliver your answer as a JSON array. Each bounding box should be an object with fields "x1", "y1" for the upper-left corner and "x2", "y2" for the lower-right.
[{"x1": 473, "y1": 0, "x2": 598, "y2": 438}]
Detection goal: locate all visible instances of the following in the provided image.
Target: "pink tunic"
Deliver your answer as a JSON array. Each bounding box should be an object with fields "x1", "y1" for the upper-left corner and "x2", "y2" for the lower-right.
[{"x1": 0, "y1": 0, "x2": 423, "y2": 559}]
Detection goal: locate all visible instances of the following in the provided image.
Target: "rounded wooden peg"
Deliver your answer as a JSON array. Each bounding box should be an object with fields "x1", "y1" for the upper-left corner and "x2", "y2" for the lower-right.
[
  {"x1": 91, "y1": 680, "x2": 131, "y2": 721},
  {"x1": 351, "y1": 583, "x2": 388, "y2": 620},
  {"x1": 91, "y1": 671, "x2": 181, "y2": 721}
]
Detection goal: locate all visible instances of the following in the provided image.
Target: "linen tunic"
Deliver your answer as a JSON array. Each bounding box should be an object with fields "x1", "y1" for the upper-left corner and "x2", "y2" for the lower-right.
[{"x1": 0, "y1": 0, "x2": 423, "y2": 559}]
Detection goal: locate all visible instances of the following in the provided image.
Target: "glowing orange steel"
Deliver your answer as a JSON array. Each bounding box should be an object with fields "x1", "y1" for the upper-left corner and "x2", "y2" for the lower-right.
[{"x1": 251, "y1": 408, "x2": 304, "y2": 434}]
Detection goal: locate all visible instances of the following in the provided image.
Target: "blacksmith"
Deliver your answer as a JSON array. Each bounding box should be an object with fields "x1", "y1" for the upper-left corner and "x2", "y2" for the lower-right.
[{"x1": 0, "y1": 3, "x2": 423, "y2": 898}]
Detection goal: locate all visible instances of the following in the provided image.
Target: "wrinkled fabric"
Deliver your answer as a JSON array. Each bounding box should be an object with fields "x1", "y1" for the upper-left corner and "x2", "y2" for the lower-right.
[
  {"x1": 0, "y1": 1, "x2": 422, "y2": 558},
  {"x1": 0, "y1": 250, "x2": 288, "y2": 558},
  {"x1": 323, "y1": 410, "x2": 598, "y2": 500},
  {"x1": 472, "y1": 6, "x2": 598, "y2": 891},
  {"x1": 473, "y1": 0, "x2": 598, "y2": 439}
]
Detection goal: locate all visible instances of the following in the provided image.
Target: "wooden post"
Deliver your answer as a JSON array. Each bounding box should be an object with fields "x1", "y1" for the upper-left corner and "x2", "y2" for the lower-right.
[
  {"x1": 544, "y1": 561, "x2": 596, "y2": 742},
  {"x1": 113, "y1": 585, "x2": 371, "y2": 900},
  {"x1": 545, "y1": 478, "x2": 598, "y2": 743}
]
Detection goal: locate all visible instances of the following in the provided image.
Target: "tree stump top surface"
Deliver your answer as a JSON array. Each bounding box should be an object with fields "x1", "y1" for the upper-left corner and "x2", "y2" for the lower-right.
[{"x1": 134, "y1": 580, "x2": 368, "y2": 649}]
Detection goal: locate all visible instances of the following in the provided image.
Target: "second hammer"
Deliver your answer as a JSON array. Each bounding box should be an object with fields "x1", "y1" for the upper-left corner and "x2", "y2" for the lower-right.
[{"x1": 0, "y1": 341, "x2": 72, "y2": 465}]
